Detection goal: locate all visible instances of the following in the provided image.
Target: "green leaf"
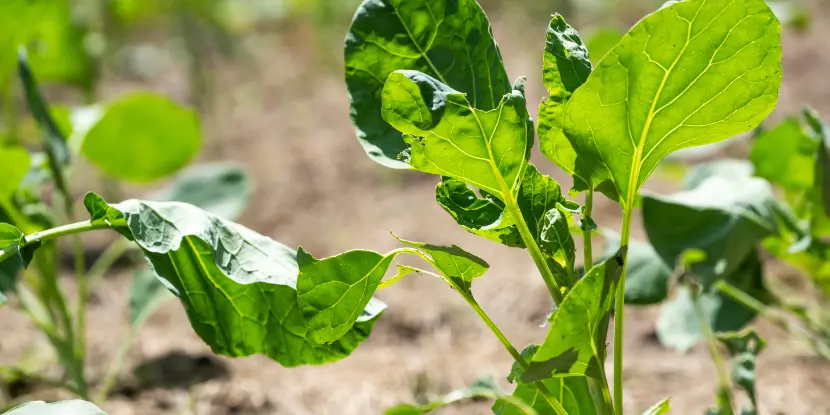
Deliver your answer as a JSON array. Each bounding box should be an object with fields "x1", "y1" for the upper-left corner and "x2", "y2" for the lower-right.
[
  {"x1": 386, "y1": 377, "x2": 536, "y2": 415},
  {"x1": 750, "y1": 118, "x2": 817, "y2": 191},
  {"x1": 435, "y1": 177, "x2": 523, "y2": 248},
  {"x1": 296, "y1": 247, "x2": 397, "y2": 344},
  {"x1": 717, "y1": 329, "x2": 765, "y2": 412},
  {"x1": 382, "y1": 70, "x2": 530, "y2": 198},
  {"x1": 495, "y1": 344, "x2": 607, "y2": 415},
  {"x1": 129, "y1": 268, "x2": 174, "y2": 327},
  {"x1": 537, "y1": 15, "x2": 604, "y2": 192},
  {"x1": 345, "y1": 0, "x2": 510, "y2": 168},
  {"x1": 640, "y1": 397, "x2": 671, "y2": 415},
  {"x1": 0, "y1": 223, "x2": 23, "y2": 251},
  {"x1": 80, "y1": 93, "x2": 201, "y2": 182},
  {"x1": 604, "y1": 233, "x2": 672, "y2": 305},
  {"x1": 806, "y1": 108, "x2": 830, "y2": 218},
  {"x1": 0, "y1": 147, "x2": 31, "y2": 198},
  {"x1": 0, "y1": 223, "x2": 27, "y2": 286},
  {"x1": 18, "y1": 50, "x2": 70, "y2": 167},
  {"x1": 84, "y1": 193, "x2": 383, "y2": 367},
  {"x1": 522, "y1": 250, "x2": 626, "y2": 382},
  {"x1": 2, "y1": 400, "x2": 107, "y2": 415},
  {"x1": 149, "y1": 163, "x2": 252, "y2": 220},
  {"x1": 657, "y1": 252, "x2": 768, "y2": 351},
  {"x1": 563, "y1": 0, "x2": 782, "y2": 207},
  {"x1": 642, "y1": 160, "x2": 776, "y2": 286},
  {"x1": 585, "y1": 29, "x2": 623, "y2": 65},
  {"x1": 516, "y1": 165, "x2": 576, "y2": 284},
  {"x1": 392, "y1": 234, "x2": 489, "y2": 294}
]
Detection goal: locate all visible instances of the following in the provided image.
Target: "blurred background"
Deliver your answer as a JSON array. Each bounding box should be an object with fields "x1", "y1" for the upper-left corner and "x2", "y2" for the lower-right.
[{"x1": 0, "y1": 0, "x2": 828, "y2": 414}]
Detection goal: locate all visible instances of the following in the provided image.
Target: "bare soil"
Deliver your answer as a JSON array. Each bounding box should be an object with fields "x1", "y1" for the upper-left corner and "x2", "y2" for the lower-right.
[{"x1": 3, "y1": 3, "x2": 830, "y2": 414}]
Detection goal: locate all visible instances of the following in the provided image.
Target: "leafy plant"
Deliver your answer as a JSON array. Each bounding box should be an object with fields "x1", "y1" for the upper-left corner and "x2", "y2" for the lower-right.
[{"x1": 1, "y1": 0, "x2": 790, "y2": 413}]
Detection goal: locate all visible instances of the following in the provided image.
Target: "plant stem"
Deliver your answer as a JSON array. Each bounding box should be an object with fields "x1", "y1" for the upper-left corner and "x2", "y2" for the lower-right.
[
  {"x1": 715, "y1": 281, "x2": 830, "y2": 360},
  {"x1": 691, "y1": 285, "x2": 735, "y2": 413},
  {"x1": 0, "y1": 220, "x2": 117, "y2": 264},
  {"x1": 583, "y1": 188, "x2": 594, "y2": 271},
  {"x1": 504, "y1": 197, "x2": 564, "y2": 304},
  {"x1": 613, "y1": 205, "x2": 634, "y2": 415}
]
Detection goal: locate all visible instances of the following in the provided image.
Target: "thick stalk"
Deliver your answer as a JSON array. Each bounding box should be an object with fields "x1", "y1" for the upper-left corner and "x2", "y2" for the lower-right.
[
  {"x1": 613, "y1": 205, "x2": 634, "y2": 415},
  {"x1": 583, "y1": 188, "x2": 594, "y2": 271},
  {"x1": 504, "y1": 197, "x2": 564, "y2": 304}
]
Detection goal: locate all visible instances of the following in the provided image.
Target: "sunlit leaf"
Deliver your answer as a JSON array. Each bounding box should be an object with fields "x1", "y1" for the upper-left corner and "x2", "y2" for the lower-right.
[
  {"x1": 80, "y1": 93, "x2": 201, "y2": 182},
  {"x1": 750, "y1": 118, "x2": 817, "y2": 191},
  {"x1": 392, "y1": 234, "x2": 489, "y2": 294},
  {"x1": 563, "y1": 0, "x2": 782, "y2": 207},
  {"x1": 640, "y1": 397, "x2": 671, "y2": 415},
  {"x1": 345, "y1": 0, "x2": 510, "y2": 168},
  {"x1": 83, "y1": 192, "x2": 382, "y2": 367},
  {"x1": 585, "y1": 28, "x2": 623, "y2": 65}
]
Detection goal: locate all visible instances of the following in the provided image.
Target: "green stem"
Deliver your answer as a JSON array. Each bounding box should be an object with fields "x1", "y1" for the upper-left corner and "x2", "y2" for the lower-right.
[
  {"x1": 0, "y1": 220, "x2": 118, "y2": 265},
  {"x1": 715, "y1": 281, "x2": 830, "y2": 360},
  {"x1": 691, "y1": 285, "x2": 735, "y2": 414},
  {"x1": 583, "y1": 188, "x2": 594, "y2": 271},
  {"x1": 613, "y1": 205, "x2": 634, "y2": 415},
  {"x1": 504, "y1": 197, "x2": 564, "y2": 304}
]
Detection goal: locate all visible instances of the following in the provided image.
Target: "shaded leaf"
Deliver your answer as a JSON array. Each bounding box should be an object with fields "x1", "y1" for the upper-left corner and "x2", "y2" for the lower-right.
[
  {"x1": 657, "y1": 252, "x2": 768, "y2": 351},
  {"x1": 435, "y1": 177, "x2": 523, "y2": 248},
  {"x1": 563, "y1": 0, "x2": 782, "y2": 207},
  {"x1": 717, "y1": 330, "x2": 765, "y2": 412},
  {"x1": 0, "y1": 147, "x2": 31, "y2": 198},
  {"x1": 750, "y1": 118, "x2": 817, "y2": 191},
  {"x1": 84, "y1": 193, "x2": 383, "y2": 367},
  {"x1": 2, "y1": 400, "x2": 107, "y2": 415},
  {"x1": 149, "y1": 163, "x2": 252, "y2": 220},
  {"x1": 382, "y1": 70, "x2": 530, "y2": 198},
  {"x1": 604, "y1": 233, "x2": 672, "y2": 305},
  {"x1": 297, "y1": 247, "x2": 398, "y2": 344},
  {"x1": 80, "y1": 93, "x2": 201, "y2": 182},
  {"x1": 642, "y1": 160, "x2": 776, "y2": 286},
  {"x1": 345, "y1": 0, "x2": 510, "y2": 168},
  {"x1": 522, "y1": 250, "x2": 626, "y2": 382},
  {"x1": 392, "y1": 234, "x2": 488, "y2": 294}
]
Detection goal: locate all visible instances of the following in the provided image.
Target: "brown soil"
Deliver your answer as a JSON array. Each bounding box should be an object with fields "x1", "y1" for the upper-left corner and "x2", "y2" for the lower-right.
[{"x1": 3, "y1": 3, "x2": 830, "y2": 414}]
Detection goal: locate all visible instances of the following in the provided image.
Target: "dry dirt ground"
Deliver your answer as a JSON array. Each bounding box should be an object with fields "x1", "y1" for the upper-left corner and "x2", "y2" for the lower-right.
[{"x1": 3, "y1": 3, "x2": 830, "y2": 415}]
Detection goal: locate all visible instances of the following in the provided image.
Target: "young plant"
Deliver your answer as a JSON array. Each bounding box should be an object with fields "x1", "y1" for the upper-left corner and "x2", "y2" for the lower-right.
[{"x1": 1, "y1": 0, "x2": 783, "y2": 413}]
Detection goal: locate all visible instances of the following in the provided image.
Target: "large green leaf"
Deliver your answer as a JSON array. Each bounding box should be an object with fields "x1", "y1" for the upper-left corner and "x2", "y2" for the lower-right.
[
  {"x1": 750, "y1": 118, "x2": 817, "y2": 191},
  {"x1": 2, "y1": 400, "x2": 106, "y2": 415},
  {"x1": 657, "y1": 252, "x2": 769, "y2": 351},
  {"x1": 80, "y1": 93, "x2": 201, "y2": 182},
  {"x1": 522, "y1": 250, "x2": 626, "y2": 382},
  {"x1": 642, "y1": 160, "x2": 776, "y2": 286},
  {"x1": 149, "y1": 163, "x2": 252, "y2": 220},
  {"x1": 382, "y1": 70, "x2": 530, "y2": 198},
  {"x1": 345, "y1": 0, "x2": 510, "y2": 168},
  {"x1": 536, "y1": 15, "x2": 601, "y2": 191},
  {"x1": 435, "y1": 177, "x2": 523, "y2": 248},
  {"x1": 563, "y1": 0, "x2": 782, "y2": 207},
  {"x1": 0, "y1": 146, "x2": 30, "y2": 198},
  {"x1": 83, "y1": 193, "x2": 382, "y2": 367}
]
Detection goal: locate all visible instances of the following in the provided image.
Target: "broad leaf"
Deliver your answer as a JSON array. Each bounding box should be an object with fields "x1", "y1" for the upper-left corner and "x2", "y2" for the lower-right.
[
  {"x1": 522, "y1": 250, "x2": 626, "y2": 382},
  {"x1": 382, "y1": 70, "x2": 530, "y2": 198},
  {"x1": 563, "y1": 0, "x2": 782, "y2": 207},
  {"x1": 536, "y1": 15, "x2": 601, "y2": 191},
  {"x1": 80, "y1": 93, "x2": 201, "y2": 182},
  {"x1": 296, "y1": 247, "x2": 397, "y2": 345},
  {"x1": 393, "y1": 234, "x2": 489, "y2": 294},
  {"x1": 640, "y1": 398, "x2": 671, "y2": 415},
  {"x1": 345, "y1": 0, "x2": 510, "y2": 168},
  {"x1": 83, "y1": 192, "x2": 383, "y2": 367},
  {"x1": 657, "y1": 252, "x2": 769, "y2": 351},
  {"x1": 642, "y1": 160, "x2": 776, "y2": 286},
  {"x1": 718, "y1": 330, "x2": 765, "y2": 412},
  {"x1": 0, "y1": 147, "x2": 31, "y2": 198},
  {"x1": 129, "y1": 268, "x2": 173, "y2": 327},
  {"x1": 387, "y1": 377, "x2": 537, "y2": 415},
  {"x1": 750, "y1": 118, "x2": 817, "y2": 191},
  {"x1": 435, "y1": 177, "x2": 523, "y2": 248},
  {"x1": 517, "y1": 165, "x2": 575, "y2": 282},
  {"x1": 149, "y1": 163, "x2": 252, "y2": 220},
  {"x1": 2, "y1": 400, "x2": 106, "y2": 415},
  {"x1": 604, "y1": 233, "x2": 672, "y2": 305}
]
